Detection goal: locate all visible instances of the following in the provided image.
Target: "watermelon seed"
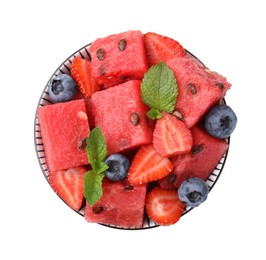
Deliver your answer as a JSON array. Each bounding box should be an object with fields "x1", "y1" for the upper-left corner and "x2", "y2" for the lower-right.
[
  {"x1": 216, "y1": 83, "x2": 224, "y2": 90},
  {"x1": 78, "y1": 111, "x2": 88, "y2": 120},
  {"x1": 191, "y1": 145, "x2": 204, "y2": 155},
  {"x1": 92, "y1": 206, "x2": 104, "y2": 214},
  {"x1": 125, "y1": 185, "x2": 134, "y2": 191},
  {"x1": 188, "y1": 83, "x2": 197, "y2": 95},
  {"x1": 167, "y1": 173, "x2": 176, "y2": 184},
  {"x1": 121, "y1": 75, "x2": 130, "y2": 80},
  {"x1": 173, "y1": 110, "x2": 184, "y2": 120},
  {"x1": 96, "y1": 48, "x2": 105, "y2": 61},
  {"x1": 130, "y1": 112, "x2": 140, "y2": 125},
  {"x1": 77, "y1": 138, "x2": 87, "y2": 150},
  {"x1": 99, "y1": 64, "x2": 106, "y2": 76},
  {"x1": 118, "y1": 39, "x2": 127, "y2": 51}
]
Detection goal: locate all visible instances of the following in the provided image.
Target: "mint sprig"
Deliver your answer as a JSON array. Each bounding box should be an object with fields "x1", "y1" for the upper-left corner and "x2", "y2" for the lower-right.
[
  {"x1": 86, "y1": 127, "x2": 108, "y2": 173},
  {"x1": 140, "y1": 62, "x2": 178, "y2": 120},
  {"x1": 84, "y1": 127, "x2": 109, "y2": 206},
  {"x1": 84, "y1": 171, "x2": 105, "y2": 206}
]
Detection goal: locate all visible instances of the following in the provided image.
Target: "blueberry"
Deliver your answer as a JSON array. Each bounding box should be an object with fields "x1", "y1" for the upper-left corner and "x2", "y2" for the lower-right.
[
  {"x1": 204, "y1": 104, "x2": 237, "y2": 139},
  {"x1": 104, "y1": 154, "x2": 130, "y2": 181},
  {"x1": 48, "y1": 74, "x2": 77, "y2": 102},
  {"x1": 178, "y1": 177, "x2": 209, "y2": 207}
]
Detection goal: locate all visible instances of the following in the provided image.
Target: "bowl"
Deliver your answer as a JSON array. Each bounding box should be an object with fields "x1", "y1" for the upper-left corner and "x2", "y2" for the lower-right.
[{"x1": 34, "y1": 41, "x2": 230, "y2": 230}]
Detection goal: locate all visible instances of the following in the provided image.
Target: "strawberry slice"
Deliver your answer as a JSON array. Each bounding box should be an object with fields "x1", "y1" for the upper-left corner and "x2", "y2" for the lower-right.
[
  {"x1": 49, "y1": 166, "x2": 87, "y2": 211},
  {"x1": 144, "y1": 32, "x2": 185, "y2": 66},
  {"x1": 128, "y1": 144, "x2": 173, "y2": 185},
  {"x1": 153, "y1": 112, "x2": 193, "y2": 157},
  {"x1": 70, "y1": 57, "x2": 99, "y2": 98},
  {"x1": 145, "y1": 187, "x2": 184, "y2": 226}
]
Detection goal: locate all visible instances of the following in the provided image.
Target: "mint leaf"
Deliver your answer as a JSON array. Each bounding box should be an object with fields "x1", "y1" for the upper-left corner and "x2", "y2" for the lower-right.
[
  {"x1": 86, "y1": 127, "x2": 108, "y2": 173},
  {"x1": 146, "y1": 108, "x2": 162, "y2": 120},
  {"x1": 96, "y1": 161, "x2": 109, "y2": 174},
  {"x1": 84, "y1": 127, "x2": 109, "y2": 206},
  {"x1": 140, "y1": 62, "x2": 178, "y2": 119},
  {"x1": 84, "y1": 170, "x2": 105, "y2": 206}
]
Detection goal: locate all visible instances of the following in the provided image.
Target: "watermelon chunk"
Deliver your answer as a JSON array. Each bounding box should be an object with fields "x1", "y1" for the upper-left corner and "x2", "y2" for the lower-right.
[
  {"x1": 37, "y1": 99, "x2": 90, "y2": 172},
  {"x1": 90, "y1": 30, "x2": 148, "y2": 88},
  {"x1": 84, "y1": 178, "x2": 147, "y2": 228},
  {"x1": 159, "y1": 125, "x2": 229, "y2": 189},
  {"x1": 90, "y1": 80, "x2": 153, "y2": 155},
  {"x1": 166, "y1": 54, "x2": 231, "y2": 128}
]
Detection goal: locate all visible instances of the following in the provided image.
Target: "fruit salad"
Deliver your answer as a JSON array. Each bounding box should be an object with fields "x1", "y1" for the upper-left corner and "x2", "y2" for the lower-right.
[{"x1": 35, "y1": 30, "x2": 237, "y2": 229}]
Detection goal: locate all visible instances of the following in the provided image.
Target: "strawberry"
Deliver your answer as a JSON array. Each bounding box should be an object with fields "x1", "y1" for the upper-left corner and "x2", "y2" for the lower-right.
[
  {"x1": 49, "y1": 166, "x2": 87, "y2": 211},
  {"x1": 145, "y1": 187, "x2": 184, "y2": 226},
  {"x1": 153, "y1": 112, "x2": 193, "y2": 157},
  {"x1": 127, "y1": 144, "x2": 173, "y2": 185},
  {"x1": 70, "y1": 57, "x2": 99, "y2": 98},
  {"x1": 144, "y1": 32, "x2": 185, "y2": 67}
]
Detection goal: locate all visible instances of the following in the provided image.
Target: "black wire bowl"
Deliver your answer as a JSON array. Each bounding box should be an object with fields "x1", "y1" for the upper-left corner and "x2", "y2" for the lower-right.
[{"x1": 34, "y1": 42, "x2": 230, "y2": 230}]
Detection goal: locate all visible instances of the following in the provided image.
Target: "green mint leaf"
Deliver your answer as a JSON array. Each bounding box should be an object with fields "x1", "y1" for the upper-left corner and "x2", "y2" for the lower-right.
[
  {"x1": 146, "y1": 108, "x2": 162, "y2": 120},
  {"x1": 141, "y1": 62, "x2": 178, "y2": 119},
  {"x1": 84, "y1": 127, "x2": 109, "y2": 206},
  {"x1": 95, "y1": 161, "x2": 109, "y2": 174},
  {"x1": 86, "y1": 127, "x2": 108, "y2": 172},
  {"x1": 84, "y1": 170, "x2": 105, "y2": 206}
]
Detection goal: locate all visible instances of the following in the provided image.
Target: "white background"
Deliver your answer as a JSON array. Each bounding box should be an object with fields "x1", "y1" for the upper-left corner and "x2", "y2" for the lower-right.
[{"x1": 1, "y1": 0, "x2": 265, "y2": 259}]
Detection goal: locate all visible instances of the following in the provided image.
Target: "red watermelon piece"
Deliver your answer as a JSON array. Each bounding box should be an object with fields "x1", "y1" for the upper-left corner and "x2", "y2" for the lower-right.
[
  {"x1": 90, "y1": 80, "x2": 153, "y2": 155},
  {"x1": 166, "y1": 54, "x2": 231, "y2": 128},
  {"x1": 90, "y1": 30, "x2": 148, "y2": 88},
  {"x1": 37, "y1": 99, "x2": 90, "y2": 172},
  {"x1": 159, "y1": 125, "x2": 229, "y2": 189},
  {"x1": 84, "y1": 178, "x2": 147, "y2": 228},
  {"x1": 83, "y1": 97, "x2": 95, "y2": 129}
]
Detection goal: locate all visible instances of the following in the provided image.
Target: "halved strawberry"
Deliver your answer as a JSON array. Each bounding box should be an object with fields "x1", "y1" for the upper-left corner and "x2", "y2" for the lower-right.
[
  {"x1": 145, "y1": 187, "x2": 184, "y2": 226},
  {"x1": 127, "y1": 144, "x2": 173, "y2": 185},
  {"x1": 49, "y1": 166, "x2": 87, "y2": 211},
  {"x1": 153, "y1": 112, "x2": 193, "y2": 157},
  {"x1": 144, "y1": 32, "x2": 185, "y2": 67},
  {"x1": 70, "y1": 57, "x2": 99, "y2": 98}
]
